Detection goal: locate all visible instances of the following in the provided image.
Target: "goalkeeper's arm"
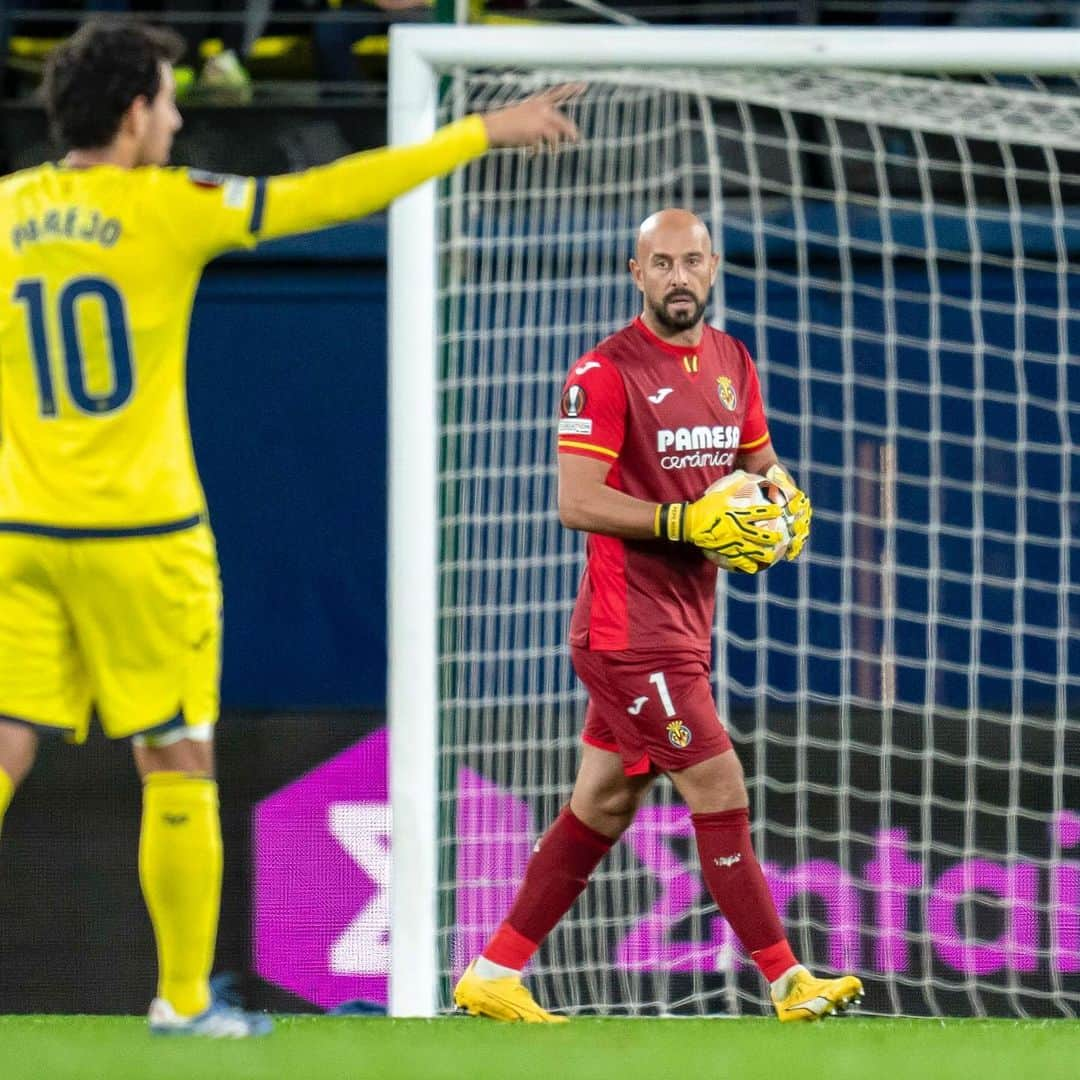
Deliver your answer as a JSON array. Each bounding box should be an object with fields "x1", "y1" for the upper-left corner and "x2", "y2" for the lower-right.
[
  {"x1": 256, "y1": 86, "x2": 580, "y2": 242},
  {"x1": 558, "y1": 454, "x2": 783, "y2": 572}
]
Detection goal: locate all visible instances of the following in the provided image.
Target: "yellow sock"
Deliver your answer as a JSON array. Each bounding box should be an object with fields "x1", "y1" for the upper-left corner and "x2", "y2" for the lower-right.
[
  {"x1": 139, "y1": 771, "x2": 223, "y2": 1018},
  {"x1": 0, "y1": 766, "x2": 13, "y2": 838}
]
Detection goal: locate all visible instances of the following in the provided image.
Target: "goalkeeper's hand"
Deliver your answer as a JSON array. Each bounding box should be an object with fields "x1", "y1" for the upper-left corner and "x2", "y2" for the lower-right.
[
  {"x1": 766, "y1": 463, "x2": 812, "y2": 561},
  {"x1": 654, "y1": 489, "x2": 785, "y2": 574}
]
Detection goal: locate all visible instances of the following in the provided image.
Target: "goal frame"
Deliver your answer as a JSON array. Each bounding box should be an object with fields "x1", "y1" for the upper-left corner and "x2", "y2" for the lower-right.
[{"x1": 385, "y1": 23, "x2": 1080, "y2": 1018}]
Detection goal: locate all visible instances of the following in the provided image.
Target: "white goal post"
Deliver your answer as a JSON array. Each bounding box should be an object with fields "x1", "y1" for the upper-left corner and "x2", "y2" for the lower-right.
[{"x1": 387, "y1": 25, "x2": 1080, "y2": 1018}]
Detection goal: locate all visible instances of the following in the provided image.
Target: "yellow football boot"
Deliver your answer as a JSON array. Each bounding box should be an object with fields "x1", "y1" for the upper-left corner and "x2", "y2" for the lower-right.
[
  {"x1": 771, "y1": 968, "x2": 863, "y2": 1022},
  {"x1": 453, "y1": 961, "x2": 568, "y2": 1023}
]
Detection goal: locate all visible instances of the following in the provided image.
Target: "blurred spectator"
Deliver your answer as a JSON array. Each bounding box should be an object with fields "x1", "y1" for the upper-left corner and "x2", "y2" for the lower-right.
[
  {"x1": 314, "y1": 0, "x2": 430, "y2": 85},
  {"x1": 2, "y1": 0, "x2": 131, "y2": 102},
  {"x1": 1, "y1": 1, "x2": 261, "y2": 101},
  {"x1": 133, "y1": 0, "x2": 263, "y2": 101},
  {"x1": 153, "y1": 0, "x2": 267, "y2": 59}
]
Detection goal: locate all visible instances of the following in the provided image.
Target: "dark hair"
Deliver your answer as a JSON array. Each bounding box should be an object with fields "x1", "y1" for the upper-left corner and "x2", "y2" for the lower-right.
[{"x1": 43, "y1": 19, "x2": 185, "y2": 151}]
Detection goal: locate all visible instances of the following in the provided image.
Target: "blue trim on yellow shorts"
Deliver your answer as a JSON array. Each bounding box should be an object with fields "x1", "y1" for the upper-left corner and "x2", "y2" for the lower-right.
[
  {"x1": 0, "y1": 708, "x2": 194, "y2": 743},
  {"x1": 0, "y1": 711, "x2": 77, "y2": 737},
  {"x1": 249, "y1": 177, "x2": 267, "y2": 234},
  {"x1": 138, "y1": 709, "x2": 186, "y2": 740},
  {"x1": 0, "y1": 515, "x2": 203, "y2": 539}
]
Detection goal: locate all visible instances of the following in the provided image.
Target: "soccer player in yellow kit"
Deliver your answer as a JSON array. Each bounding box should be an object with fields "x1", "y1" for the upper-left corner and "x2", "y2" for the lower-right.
[{"x1": 0, "y1": 19, "x2": 578, "y2": 1036}]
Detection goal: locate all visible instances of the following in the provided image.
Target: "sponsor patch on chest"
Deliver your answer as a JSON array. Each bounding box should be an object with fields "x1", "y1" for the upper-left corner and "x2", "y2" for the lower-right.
[
  {"x1": 654, "y1": 424, "x2": 742, "y2": 471},
  {"x1": 657, "y1": 426, "x2": 741, "y2": 452}
]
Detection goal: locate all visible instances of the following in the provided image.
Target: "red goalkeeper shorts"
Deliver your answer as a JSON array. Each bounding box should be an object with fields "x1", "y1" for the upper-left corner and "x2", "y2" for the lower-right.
[{"x1": 571, "y1": 645, "x2": 733, "y2": 776}]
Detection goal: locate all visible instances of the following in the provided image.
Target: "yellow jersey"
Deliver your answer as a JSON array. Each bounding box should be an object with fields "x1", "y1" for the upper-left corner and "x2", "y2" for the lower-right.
[{"x1": 0, "y1": 115, "x2": 488, "y2": 532}]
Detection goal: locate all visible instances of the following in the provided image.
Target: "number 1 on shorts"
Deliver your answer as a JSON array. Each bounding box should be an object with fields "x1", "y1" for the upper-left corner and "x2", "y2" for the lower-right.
[{"x1": 648, "y1": 671, "x2": 676, "y2": 717}]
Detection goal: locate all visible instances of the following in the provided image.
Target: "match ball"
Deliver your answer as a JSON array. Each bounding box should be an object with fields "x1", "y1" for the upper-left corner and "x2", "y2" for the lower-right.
[{"x1": 701, "y1": 469, "x2": 792, "y2": 570}]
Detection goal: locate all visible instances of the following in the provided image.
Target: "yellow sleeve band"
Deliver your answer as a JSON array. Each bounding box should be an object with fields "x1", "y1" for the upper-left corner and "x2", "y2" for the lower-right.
[
  {"x1": 557, "y1": 440, "x2": 619, "y2": 459},
  {"x1": 259, "y1": 115, "x2": 490, "y2": 241},
  {"x1": 738, "y1": 430, "x2": 772, "y2": 451}
]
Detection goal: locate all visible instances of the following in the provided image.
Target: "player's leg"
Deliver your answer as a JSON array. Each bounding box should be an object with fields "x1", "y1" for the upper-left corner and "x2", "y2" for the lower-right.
[
  {"x1": 131, "y1": 732, "x2": 224, "y2": 1026},
  {"x1": 480, "y1": 742, "x2": 651, "y2": 970},
  {"x1": 132, "y1": 732, "x2": 268, "y2": 1036},
  {"x1": 670, "y1": 749, "x2": 863, "y2": 1020},
  {"x1": 70, "y1": 525, "x2": 268, "y2": 1036},
  {"x1": 0, "y1": 531, "x2": 95, "y2": 835},
  {"x1": 455, "y1": 742, "x2": 655, "y2": 1022},
  {"x1": 669, "y1": 752, "x2": 798, "y2": 994},
  {"x1": 0, "y1": 722, "x2": 39, "y2": 837}
]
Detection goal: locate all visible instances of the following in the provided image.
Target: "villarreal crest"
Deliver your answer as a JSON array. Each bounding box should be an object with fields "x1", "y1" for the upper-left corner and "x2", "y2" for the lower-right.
[
  {"x1": 716, "y1": 376, "x2": 737, "y2": 411},
  {"x1": 666, "y1": 720, "x2": 692, "y2": 748}
]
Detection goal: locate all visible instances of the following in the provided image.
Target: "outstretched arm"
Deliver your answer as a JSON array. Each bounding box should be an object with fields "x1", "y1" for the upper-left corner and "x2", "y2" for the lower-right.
[{"x1": 258, "y1": 85, "x2": 581, "y2": 242}]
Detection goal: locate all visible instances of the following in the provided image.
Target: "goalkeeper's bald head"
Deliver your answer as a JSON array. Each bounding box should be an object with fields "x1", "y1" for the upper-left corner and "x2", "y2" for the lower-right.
[
  {"x1": 635, "y1": 208, "x2": 712, "y2": 263},
  {"x1": 630, "y1": 208, "x2": 718, "y2": 335}
]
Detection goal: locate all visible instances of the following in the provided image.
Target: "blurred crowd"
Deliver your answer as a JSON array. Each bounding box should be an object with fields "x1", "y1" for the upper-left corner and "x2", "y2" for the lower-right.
[
  {"x1": 2, "y1": 1, "x2": 1078, "y2": 104},
  {"x1": 1, "y1": 0, "x2": 436, "y2": 103}
]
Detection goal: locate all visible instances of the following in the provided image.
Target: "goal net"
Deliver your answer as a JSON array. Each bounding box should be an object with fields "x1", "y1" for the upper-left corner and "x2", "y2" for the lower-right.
[{"x1": 390, "y1": 28, "x2": 1080, "y2": 1019}]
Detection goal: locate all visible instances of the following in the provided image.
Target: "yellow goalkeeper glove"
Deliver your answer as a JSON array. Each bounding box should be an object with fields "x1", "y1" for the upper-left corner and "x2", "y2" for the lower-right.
[
  {"x1": 766, "y1": 463, "x2": 811, "y2": 561},
  {"x1": 655, "y1": 490, "x2": 785, "y2": 574}
]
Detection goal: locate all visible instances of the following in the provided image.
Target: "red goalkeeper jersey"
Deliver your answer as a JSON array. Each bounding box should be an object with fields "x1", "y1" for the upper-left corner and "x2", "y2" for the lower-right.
[{"x1": 558, "y1": 317, "x2": 771, "y2": 652}]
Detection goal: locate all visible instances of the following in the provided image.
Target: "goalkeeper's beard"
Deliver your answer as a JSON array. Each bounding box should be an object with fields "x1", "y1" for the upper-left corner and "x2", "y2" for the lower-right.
[{"x1": 650, "y1": 291, "x2": 707, "y2": 333}]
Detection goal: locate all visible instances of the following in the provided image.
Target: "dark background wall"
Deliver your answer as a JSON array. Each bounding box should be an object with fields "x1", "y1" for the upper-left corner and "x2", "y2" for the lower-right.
[{"x1": 191, "y1": 225, "x2": 388, "y2": 709}]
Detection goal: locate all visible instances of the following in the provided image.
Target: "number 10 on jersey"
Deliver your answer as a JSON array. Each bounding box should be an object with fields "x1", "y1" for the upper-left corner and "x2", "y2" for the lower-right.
[{"x1": 13, "y1": 276, "x2": 134, "y2": 417}]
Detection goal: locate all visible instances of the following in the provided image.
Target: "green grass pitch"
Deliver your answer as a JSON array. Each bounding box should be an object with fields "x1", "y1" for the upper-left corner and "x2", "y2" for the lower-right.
[{"x1": 3, "y1": 1015, "x2": 1078, "y2": 1080}]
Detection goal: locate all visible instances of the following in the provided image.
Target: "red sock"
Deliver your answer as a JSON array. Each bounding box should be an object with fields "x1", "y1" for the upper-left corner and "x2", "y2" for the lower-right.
[
  {"x1": 482, "y1": 806, "x2": 613, "y2": 970},
  {"x1": 692, "y1": 807, "x2": 798, "y2": 983}
]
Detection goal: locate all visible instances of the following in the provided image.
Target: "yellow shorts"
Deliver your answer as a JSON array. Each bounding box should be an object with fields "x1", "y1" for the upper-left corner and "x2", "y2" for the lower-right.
[{"x1": 0, "y1": 522, "x2": 222, "y2": 743}]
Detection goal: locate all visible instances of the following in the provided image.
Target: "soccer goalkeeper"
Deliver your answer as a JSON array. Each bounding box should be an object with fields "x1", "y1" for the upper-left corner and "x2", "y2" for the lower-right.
[
  {"x1": 0, "y1": 18, "x2": 577, "y2": 1037},
  {"x1": 454, "y1": 208, "x2": 863, "y2": 1023}
]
